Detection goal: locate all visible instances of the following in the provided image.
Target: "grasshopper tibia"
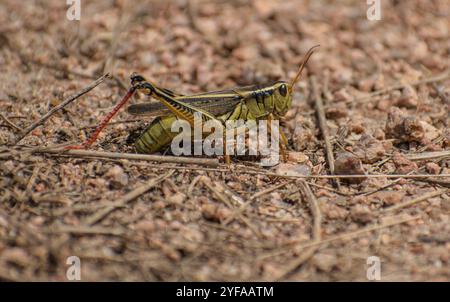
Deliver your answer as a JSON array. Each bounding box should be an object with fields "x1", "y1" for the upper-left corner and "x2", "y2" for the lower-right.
[{"x1": 65, "y1": 87, "x2": 136, "y2": 150}]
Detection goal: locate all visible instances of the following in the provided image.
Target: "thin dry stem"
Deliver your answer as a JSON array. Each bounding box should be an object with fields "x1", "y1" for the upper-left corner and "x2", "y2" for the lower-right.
[
  {"x1": 14, "y1": 73, "x2": 110, "y2": 144},
  {"x1": 272, "y1": 181, "x2": 323, "y2": 280},
  {"x1": 84, "y1": 170, "x2": 175, "y2": 225},
  {"x1": 311, "y1": 76, "x2": 341, "y2": 189},
  {"x1": 33, "y1": 148, "x2": 220, "y2": 167},
  {"x1": 383, "y1": 189, "x2": 449, "y2": 213}
]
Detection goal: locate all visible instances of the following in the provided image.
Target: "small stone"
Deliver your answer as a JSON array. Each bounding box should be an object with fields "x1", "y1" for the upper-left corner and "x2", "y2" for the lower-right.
[
  {"x1": 1, "y1": 248, "x2": 32, "y2": 267},
  {"x1": 382, "y1": 140, "x2": 393, "y2": 152},
  {"x1": 358, "y1": 238, "x2": 370, "y2": 247},
  {"x1": 420, "y1": 121, "x2": 440, "y2": 141},
  {"x1": 373, "y1": 128, "x2": 386, "y2": 140},
  {"x1": 426, "y1": 162, "x2": 441, "y2": 175},
  {"x1": 385, "y1": 107, "x2": 424, "y2": 142},
  {"x1": 333, "y1": 88, "x2": 351, "y2": 102},
  {"x1": 358, "y1": 77, "x2": 376, "y2": 92},
  {"x1": 404, "y1": 118, "x2": 425, "y2": 141},
  {"x1": 312, "y1": 253, "x2": 337, "y2": 272},
  {"x1": 2, "y1": 160, "x2": 15, "y2": 172},
  {"x1": 232, "y1": 46, "x2": 259, "y2": 61},
  {"x1": 392, "y1": 152, "x2": 418, "y2": 174},
  {"x1": 373, "y1": 191, "x2": 405, "y2": 206},
  {"x1": 322, "y1": 202, "x2": 349, "y2": 220},
  {"x1": 348, "y1": 121, "x2": 365, "y2": 134},
  {"x1": 377, "y1": 99, "x2": 392, "y2": 111},
  {"x1": 350, "y1": 204, "x2": 374, "y2": 223},
  {"x1": 253, "y1": 0, "x2": 278, "y2": 18},
  {"x1": 275, "y1": 163, "x2": 311, "y2": 177},
  {"x1": 0, "y1": 215, "x2": 7, "y2": 228},
  {"x1": 201, "y1": 204, "x2": 231, "y2": 223},
  {"x1": 287, "y1": 152, "x2": 309, "y2": 163},
  {"x1": 292, "y1": 125, "x2": 315, "y2": 151},
  {"x1": 167, "y1": 192, "x2": 186, "y2": 205},
  {"x1": 104, "y1": 165, "x2": 128, "y2": 189},
  {"x1": 395, "y1": 85, "x2": 418, "y2": 108},
  {"x1": 334, "y1": 152, "x2": 365, "y2": 183},
  {"x1": 411, "y1": 40, "x2": 428, "y2": 61},
  {"x1": 326, "y1": 103, "x2": 348, "y2": 119},
  {"x1": 353, "y1": 134, "x2": 386, "y2": 164},
  {"x1": 380, "y1": 234, "x2": 391, "y2": 245},
  {"x1": 194, "y1": 18, "x2": 218, "y2": 37},
  {"x1": 269, "y1": 192, "x2": 282, "y2": 204},
  {"x1": 396, "y1": 97, "x2": 418, "y2": 109},
  {"x1": 333, "y1": 67, "x2": 353, "y2": 84},
  {"x1": 86, "y1": 178, "x2": 107, "y2": 189}
]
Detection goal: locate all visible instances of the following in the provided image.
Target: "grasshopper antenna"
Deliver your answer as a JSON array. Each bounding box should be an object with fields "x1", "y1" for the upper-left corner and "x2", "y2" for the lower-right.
[{"x1": 289, "y1": 45, "x2": 320, "y2": 93}]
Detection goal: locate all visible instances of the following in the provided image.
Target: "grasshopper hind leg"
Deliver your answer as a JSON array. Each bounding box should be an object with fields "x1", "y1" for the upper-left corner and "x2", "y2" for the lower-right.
[{"x1": 135, "y1": 116, "x2": 177, "y2": 154}]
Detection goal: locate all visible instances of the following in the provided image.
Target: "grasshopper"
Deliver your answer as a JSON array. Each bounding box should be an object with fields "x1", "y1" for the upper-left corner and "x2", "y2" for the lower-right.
[{"x1": 67, "y1": 45, "x2": 318, "y2": 164}]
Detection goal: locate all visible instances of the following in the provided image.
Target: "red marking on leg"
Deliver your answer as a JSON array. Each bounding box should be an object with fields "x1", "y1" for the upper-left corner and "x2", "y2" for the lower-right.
[{"x1": 65, "y1": 88, "x2": 136, "y2": 150}]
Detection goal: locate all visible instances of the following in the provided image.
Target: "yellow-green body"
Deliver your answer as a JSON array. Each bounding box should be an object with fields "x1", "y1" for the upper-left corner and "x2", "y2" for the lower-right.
[{"x1": 130, "y1": 81, "x2": 293, "y2": 154}]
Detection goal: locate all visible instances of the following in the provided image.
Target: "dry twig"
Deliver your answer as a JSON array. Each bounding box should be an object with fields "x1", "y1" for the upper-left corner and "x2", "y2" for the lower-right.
[
  {"x1": 14, "y1": 74, "x2": 110, "y2": 144},
  {"x1": 405, "y1": 150, "x2": 450, "y2": 161},
  {"x1": 223, "y1": 180, "x2": 293, "y2": 225},
  {"x1": 0, "y1": 113, "x2": 23, "y2": 132},
  {"x1": 33, "y1": 148, "x2": 220, "y2": 167},
  {"x1": 272, "y1": 181, "x2": 322, "y2": 280},
  {"x1": 84, "y1": 170, "x2": 175, "y2": 225},
  {"x1": 200, "y1": 177, "x2": 262, "y2": 238},
  {"x1": 383, "y1": 189, "x2": 449, "y2": 213},
  {"x1": 45, "y1": 225, "x2": 126, "y2": 236},
  {"x1": 311, "y1": 76, "x2": 341, "y2": 189},
  {"x1": 240, "y1": 170, "x2": 450, "y2": 180},
  {"x1": 415, "y1": 179, "x2": 450, "y2": 188}
]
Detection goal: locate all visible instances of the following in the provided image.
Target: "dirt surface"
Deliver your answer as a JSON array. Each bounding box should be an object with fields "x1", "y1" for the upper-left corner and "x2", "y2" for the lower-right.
[{"x1": 0, "y1": 0, "x2": 449, "y2": 281}]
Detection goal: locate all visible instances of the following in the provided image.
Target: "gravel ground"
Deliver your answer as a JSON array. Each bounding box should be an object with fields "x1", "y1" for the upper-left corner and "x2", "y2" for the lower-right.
[{"x1": 0, "y1": 0, "x2": 449, "y2": 281}]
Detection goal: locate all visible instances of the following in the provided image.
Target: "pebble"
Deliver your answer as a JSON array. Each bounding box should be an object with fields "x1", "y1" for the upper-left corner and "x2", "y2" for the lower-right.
[
  {"x1": 334, "y1": 152, "x2": 365, "y2": 183},
  {"x1": 104, "y1": 165, "x2": 129, "y2": 189},
  {"x1": 350, "y1": 204, "x2": 374, "y2": 223},
  {"x1": 275, "y1": 163, "x2": 311, "y2": 177},
  {"x1": 426, "y1": 162, "x2": 441, "y2": 175}
]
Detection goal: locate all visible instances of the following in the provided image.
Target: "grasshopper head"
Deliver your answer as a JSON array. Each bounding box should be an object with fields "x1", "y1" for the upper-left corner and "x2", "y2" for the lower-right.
[
  {"x1": 130, "y1": 73, "x2": 155, "y2": 96},
  {"x1": 130, "y1": 72, "x2": 146, "y2": 86},
  {"x1": 272, "y1": 81, "x2": 292, "y2": 117},
  {"x1": 272, "y1": 45, "x2": 319, "y2": 117}
]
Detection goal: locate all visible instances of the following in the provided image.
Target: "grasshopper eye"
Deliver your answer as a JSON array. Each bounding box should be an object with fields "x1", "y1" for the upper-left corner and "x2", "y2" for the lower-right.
[{"x1": 278, "y1": 84, "x2": 287, "y2": 97}]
